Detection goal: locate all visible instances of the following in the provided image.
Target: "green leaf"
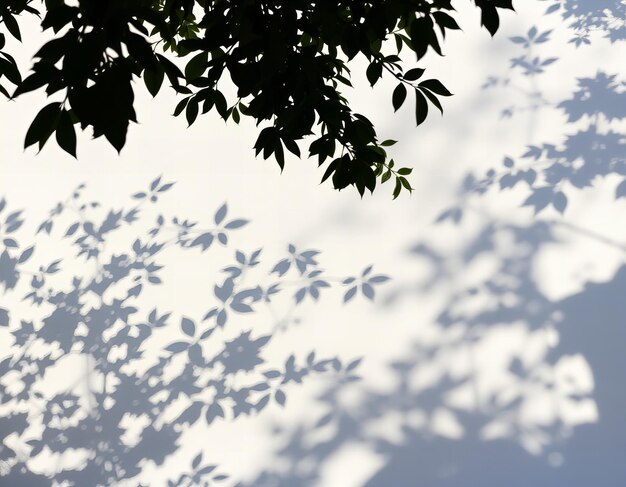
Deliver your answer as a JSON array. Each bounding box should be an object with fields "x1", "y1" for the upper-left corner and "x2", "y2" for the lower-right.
[
  {"x1": 282, "y1": 136, "x2": 301, "y2": 157},
  {"x1": 404, "y1": 68, "x2": 425, "y2": 81},
  {"x1": 420, "y1": 87, "x2": 443, "y2": 114},
  {"x1": 254, "y1": 127, "x2": 274, "y2": 156},
  {"x1": 399, "y1": 176, "x2": 412, "y2": 190},
  {"x1": 397, "y1": 167, "x2": 412, "y2": 175},
  {"x1": 414, "y1": 90, "x2": 428, "y2": 126},
  {"x1": 156, "y1": 53, "x2": 183, "y2": 87},
  {"x1": 231, "y1": 106, "x2": 240, "y2": 124},
  {"x1": 321, "y1": 158, "x2": 341, "y2": 184},
  {"x1": 3, "y1": 13, "x2": 21, "y2": 41},
  {"x1": 392, "y1": 83, "x2": 407, "y2": 112},
  {"x1": 366, "y1": 62, "x2": 382, "y2": 86},
  {"x1": 144, "y1": 66, "x2": 164, "y2": 97},
  {"x1": 393, "y1": 177, "x2": 402, "y2": 199},
  {"x1": 25, "y1": 102, "x2": 61, "y2": 150},
  {"x1": 87, "y1": 64, "x2": 136, "y2": 152},
  {"x1": 394, "y1": 33, "x2": 403, "y2": 53},
  {"x1": 433, "y1": 11, "x2": 461, "y2": 32},
  {"x1": 360, "y1": 164, "x2": 377, "y2": 194},
  {"x1": 419, "y1": 79, "x2": 453, "y2": 96},
  {"x1": 214, "y1": 90, "x2": 228, "y2": 119},
  {"x1": 480, "y1": 5, "x2": 500, "y2": 36},
  {"x1": 274, "y1": 136, "x2": 285, "y2": 170},
  {"x1": 55, "y1": 110, "x2": 76, "y2": 157},
  {"x1": 0, "y1": 56, "x2": 21, "y2": 85},
  {"x1": 201, "y1": 89, "x2": 215, "y2": 114},
  {"x1": 173, "y1": 97, "x2": 188, "y2": 117},
  {"x1": 186, "y1": 98, "x2": 199, "y2": 126},
  {"x1": 12, "y1": 71, "x2": 49, "y2": 97},
  {"x1": 185, "y1": 52, "x2": 208, "y2": 81}
]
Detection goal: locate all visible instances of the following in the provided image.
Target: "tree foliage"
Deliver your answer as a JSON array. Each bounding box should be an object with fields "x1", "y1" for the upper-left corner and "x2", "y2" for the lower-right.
[{"x1": 1, "y1": 0, "x2": 514, "y2": 197}]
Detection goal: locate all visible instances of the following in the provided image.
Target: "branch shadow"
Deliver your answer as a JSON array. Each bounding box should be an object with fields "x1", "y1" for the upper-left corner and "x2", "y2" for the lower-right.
[{"x1": 0, "y1": 179, "x2": 386, "y2": 486}]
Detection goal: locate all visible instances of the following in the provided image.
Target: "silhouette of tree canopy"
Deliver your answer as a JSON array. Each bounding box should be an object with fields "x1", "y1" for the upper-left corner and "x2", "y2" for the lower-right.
[{"x1": 0, "y1": 0, "x2": 514, "y2": 197}]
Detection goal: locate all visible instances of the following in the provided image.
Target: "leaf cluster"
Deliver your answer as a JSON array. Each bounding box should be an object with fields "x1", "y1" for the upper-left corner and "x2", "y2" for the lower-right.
[{"x1": 3, "y1": 0, "x2": 514, "y2": 196}]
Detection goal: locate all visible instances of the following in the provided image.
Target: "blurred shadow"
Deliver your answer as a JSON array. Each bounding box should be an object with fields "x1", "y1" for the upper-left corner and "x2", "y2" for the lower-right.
[
  {"x1": 0, "y1": 179, "x2": 387, "y2": 486},
  {"x1": 452, "y1": 11, "x2": 626, "y2": 216},
  {"x1": 237, "y1": 5, "x2": 626, "y2": 486},
  {"x1": 239, "y1": 220, "x2": 626, "y2": 487}
]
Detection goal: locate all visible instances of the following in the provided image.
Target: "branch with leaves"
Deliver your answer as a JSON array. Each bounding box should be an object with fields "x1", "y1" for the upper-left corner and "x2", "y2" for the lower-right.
[{"x1": 1, "y1": 0, "x2": 514, "y2": 197}]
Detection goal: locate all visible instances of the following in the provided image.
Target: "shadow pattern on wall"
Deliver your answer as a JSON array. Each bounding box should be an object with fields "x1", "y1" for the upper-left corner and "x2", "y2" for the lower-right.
[
  {"x1": 237, "y1": 2, "x2": 626, "y2": 486},
  {"x1": 439, "y1": 1, "x2": 626, "y2": 219},
  {"x1": 239, "y1": 219, "x2": 626, "y2": 487},
  {"x1": 0, "y1": 179, "x2": 388, "y2": 486}
]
